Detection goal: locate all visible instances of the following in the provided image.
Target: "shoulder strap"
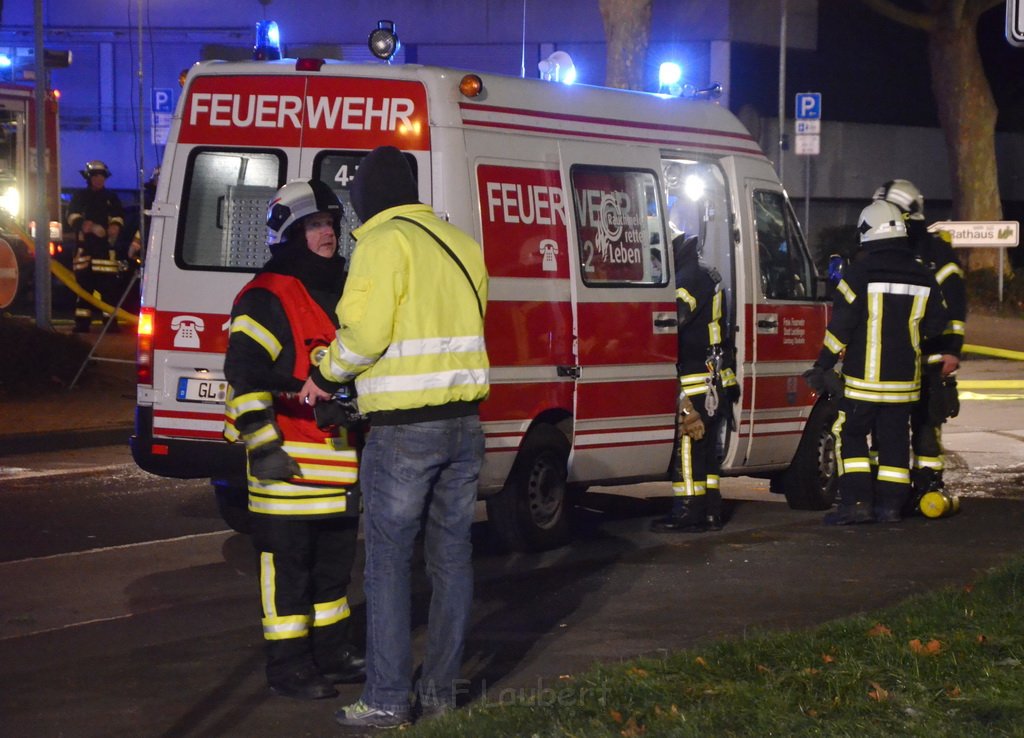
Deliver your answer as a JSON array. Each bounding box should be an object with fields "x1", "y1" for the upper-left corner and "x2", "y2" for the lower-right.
[{"x1": 393, "y1": 215, "x2": 483, "y2": 318}]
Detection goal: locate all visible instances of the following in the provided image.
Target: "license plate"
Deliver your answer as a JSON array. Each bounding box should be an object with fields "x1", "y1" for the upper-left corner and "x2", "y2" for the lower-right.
[{"x1": 176, "y1": 377, "x2": 228, "y2": 404}]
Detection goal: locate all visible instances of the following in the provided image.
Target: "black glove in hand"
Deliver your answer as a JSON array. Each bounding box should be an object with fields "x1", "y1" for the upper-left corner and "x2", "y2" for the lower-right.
[
  {"x1": 802, "y1": 366, "x2": 827, "y2": 394},
  {"x1": 250, "y1": 445, "x2": 301, "y2": 481}
]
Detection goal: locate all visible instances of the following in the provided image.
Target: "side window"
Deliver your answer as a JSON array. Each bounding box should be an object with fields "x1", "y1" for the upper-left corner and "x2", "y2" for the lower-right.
[
  {"x1": 316, "y1": 151, "x2": 419, "y2": 264},
  {"x1": 177, "y1": 149, "x2": 284, "y2": 270},
  {"x1": 752, "y1": 189, "x2": 815, "y2": 301},
  {"x1": 661, "y1": 158, "x2": 733, "y2": 311},
  {"x1": 570, "y1": 166, "x2": 666, "y2": 286}
]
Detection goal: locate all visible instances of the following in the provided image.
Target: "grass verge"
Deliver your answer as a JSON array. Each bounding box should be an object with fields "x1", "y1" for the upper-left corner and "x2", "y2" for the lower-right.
[{"x1": 412, "y1": 557, "x2": 1024, "y2": 737}]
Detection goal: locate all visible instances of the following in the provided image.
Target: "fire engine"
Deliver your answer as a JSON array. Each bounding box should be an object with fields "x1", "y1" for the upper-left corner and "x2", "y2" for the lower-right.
[
  {"x1": 131, "y1": 31, "x2": 836, "y2": 550},
  {"x1": 0, "y1": 81, "x2": 62, "y2": 310}
]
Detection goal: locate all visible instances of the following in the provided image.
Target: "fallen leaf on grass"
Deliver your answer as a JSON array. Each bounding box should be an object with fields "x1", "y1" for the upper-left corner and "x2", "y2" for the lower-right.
[
  {"x1": 621, "y1": 716, "x2": 646, "y2": 737},
  {"x1": 868, "y1": 623, "x2": 892, "y2": 637},
  {"x1": 627, "y1": 667, "x2": 649, "y2": 678},
  {"x1": 909, "y1": 638, "x2": 943, "y2": 655},
  {"x1": 755, "y1": 664, "x2": 771, "y2": 674},
  {"x1": 609, "y1": 709, "x2": 623, "y2": 724},
  {"x1": 821, "y1": 653, "x2": 835, "y2": 664},
  {"x1": 976, "y1": 634, "x2": 987, "y2": 644},
  {"x1": 694, "y1": 656, "x2": 708, "y2": 668},
  {"x1": 868, "y1": 682, "x2": 890, "y2": 701},
  {"x1": 946, "y1": 685, "x2": 962, "y2": 698},
  {"x1": 963, "y1": 583, "x2": 974, "y2": 593},
  {"x1": 803, "y1": 667, "x2": 820, "y2": 675}
]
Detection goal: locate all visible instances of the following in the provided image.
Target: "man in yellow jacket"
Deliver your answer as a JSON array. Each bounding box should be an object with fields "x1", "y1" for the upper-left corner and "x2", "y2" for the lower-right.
[{"x1": 301, "y1": 146, "x2": 489, "y2": 728}]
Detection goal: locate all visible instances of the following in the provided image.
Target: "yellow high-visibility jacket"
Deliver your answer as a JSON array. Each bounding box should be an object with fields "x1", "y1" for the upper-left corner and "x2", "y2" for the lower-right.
[{"x1": 312, "y1": 203, "x2": 490, "y2": 417}]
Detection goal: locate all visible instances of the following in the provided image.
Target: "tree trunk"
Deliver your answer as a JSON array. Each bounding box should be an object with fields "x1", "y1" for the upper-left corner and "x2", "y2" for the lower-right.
[
  {"x1": 599, "y1": 0, "x2": 652, "y2": 90},
  {"x1": 926, "y1": 9, "x2": 1004, "y2": 272}
]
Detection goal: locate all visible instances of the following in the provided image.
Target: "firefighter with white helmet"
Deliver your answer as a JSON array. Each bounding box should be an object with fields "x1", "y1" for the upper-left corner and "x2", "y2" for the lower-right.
[
  {"x1": 873, "y1": 179, "x2": 966, "y2": 513},
  {"x1": 222, "y1": 178, "x2": 365, "y2": 700},
  {"x1": 804, "y1": 200, "x2": 957, "y2": 525},
  {"x1": 67, "y1": 159, "x2": 125, "y2": 332}
]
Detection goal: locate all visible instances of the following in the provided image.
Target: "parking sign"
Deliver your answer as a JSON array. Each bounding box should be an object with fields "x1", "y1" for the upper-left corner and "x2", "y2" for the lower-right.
[
  {"x1": 795, "y1": 92, "x2": 821, "y2": 120},
  {"x1": 152, "y1": 88, "x2": 174, "y2": 114}
]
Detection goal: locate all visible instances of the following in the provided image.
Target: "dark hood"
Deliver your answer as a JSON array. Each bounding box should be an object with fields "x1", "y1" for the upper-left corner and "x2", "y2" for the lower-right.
[{"x1": 350, "y1": 146, "x2": 419, "y2": 222}]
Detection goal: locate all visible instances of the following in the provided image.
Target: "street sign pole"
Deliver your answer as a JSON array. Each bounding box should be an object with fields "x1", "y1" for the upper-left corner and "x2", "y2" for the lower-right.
[{"x1": 794, "y1": 92, "x2": 821, "y2": 240}]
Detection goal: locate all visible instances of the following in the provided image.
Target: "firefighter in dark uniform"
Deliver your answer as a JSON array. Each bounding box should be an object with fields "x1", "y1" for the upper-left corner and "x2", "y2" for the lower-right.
[
  {"x1": 223, "y1": 179, "x2": 365, "y2": 700},
  {"x1": 67, "y1": 160, "x2": 125, "y2": 332},
  {"x1": 872, "y1": 179, "x2": 966, "y2": 510},
  {"x1": 651, "y1": 233, "x2": 738, "y2": 533},
  {"x1": 804, "y1": 201, "x2": 957, "y2": 525}
]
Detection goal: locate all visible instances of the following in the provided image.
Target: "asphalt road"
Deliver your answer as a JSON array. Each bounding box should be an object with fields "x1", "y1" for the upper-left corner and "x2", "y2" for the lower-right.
[{"x1": 1, "y1": 358, "x2": 1022, "y2": 737}]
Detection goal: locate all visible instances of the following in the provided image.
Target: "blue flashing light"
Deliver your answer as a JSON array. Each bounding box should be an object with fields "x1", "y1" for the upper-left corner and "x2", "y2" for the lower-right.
[
  {"x1": 254, "y1": 20, "x2": 282, "y2": 61},
  {"x1": 659, "y1": 62, "x2": 682, "y2": 87},
  {"x1": 0, "y1": 54, "x2": 12, "y2": 69}
]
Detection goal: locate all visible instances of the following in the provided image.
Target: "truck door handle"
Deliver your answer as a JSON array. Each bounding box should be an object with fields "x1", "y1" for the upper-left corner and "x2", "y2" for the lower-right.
[
  {"x1": 654, "y1": 317, "x2": 677, "y2": 328},
  {"x1": 757, "y1": 316, "x2": 778, "y2": 329},
  {"x1": 557, "y1": 365, "x2": 581, "y2": 379}
]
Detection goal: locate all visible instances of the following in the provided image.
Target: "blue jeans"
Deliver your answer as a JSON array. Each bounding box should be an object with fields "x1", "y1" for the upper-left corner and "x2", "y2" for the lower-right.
[{"x1": 359, "y1": 415, "x2": 484, "y2": 713}]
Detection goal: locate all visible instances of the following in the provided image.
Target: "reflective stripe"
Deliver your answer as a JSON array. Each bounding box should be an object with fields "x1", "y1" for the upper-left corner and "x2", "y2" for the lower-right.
[
  {"x1": 313, "y1": 597, "x2": 351, "y2": 627},
  {"x1": 865, "y1": 291, "x2": 883, "y2": 381},
  {"x1": 229, "y1": 390, "x2": 274, "y2": 417},
  {"x1": 262, "y1": 614, "x2": 310, "y2": 641},
  {"x1": 913, "y1": 455, "x2": 944, "y2": 471},
  {"x1": 708, "y1": 290, "x2": 722, "y2": 345},
  {"x1": 837, "y1": 279, "x2": 856, "y2": 304},
  {"x1": 249, "y1": 496, "x2": 352, "y2": 516},
  {"x1": 325, "y1": 340, "x2": 377, "y2": 382},
  {"x1": 844, "y1": 386, "x2": 919, "y2": 403},
  {"x1": 844, "y1": 376, "x2": 919, "y2": 392},
  {"x1": 260, "y1": 552, "x2": 277, "y2": 617},
  {"x1": 867, "y1": 282, "x2": 931, "y2": 297},
  {"x1": 676, "y1": 287, "x2": 696, "y2": 311},
  {"x1": 877, "y1": 465, "x2": 910, "y2": 484},
  {"x1": 842, "y1": 457, "x2": 872, "y2": 475},
  {"x1": 832, "y1": 411, "x2": 846, "y2": 474},
  {"x1": 231, "y1": 315, "x2": 282, "y2": 360},
  {"x1": 935, "y1": 262, "x2": 964, "y2": 284},
  {"x1": 673, "y1": 434, "x2": 701, "y2": 497},
  {"x1": 244, "y1": 423, "x2": 280, "y2": 451},
  {"x1": 823, "y1": 330, "x2": 845, "y2": 354},
  {"x1": 357, "y1": 367, "x2": 489, "y2": 397},
  {"x1": 707, "y1": 474, "x2": 720, "y2": 490},
  {"x1": 946, "y1": 320, "x2": 966, "y2": 337},
  {"x1": 381, "y1": 335, "x2": 487, "y2": 361}
]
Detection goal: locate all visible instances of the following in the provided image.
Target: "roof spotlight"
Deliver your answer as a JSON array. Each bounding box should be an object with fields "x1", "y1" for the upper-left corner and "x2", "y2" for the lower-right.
[
  {"x1": 538, "y1": 50, "x2": 576, "y2": 85},
  {"x1": 369, "y1": 20, "x2": 400, "y2": 62}
]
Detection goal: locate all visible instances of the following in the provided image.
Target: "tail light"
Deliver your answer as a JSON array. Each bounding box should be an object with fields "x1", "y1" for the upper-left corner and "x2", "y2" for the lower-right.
[{"x1": 137, "y1": 307, "x2": 155, "y2": 385}]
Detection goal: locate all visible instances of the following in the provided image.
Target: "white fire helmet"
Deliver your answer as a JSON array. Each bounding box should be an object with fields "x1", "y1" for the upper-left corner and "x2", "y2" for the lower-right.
[
  {"x1": 858, "y1": 200, "x2": 908, "y2": 244},
  {"x1": 81, "y1": 160, "x2": 112, "y2": 179},
  {"x1": 266, "y1": 179, "x2": 343, "y2": 245},
  {"x1": 872, "y1": 179, "x2": 925, "y2": 221}
]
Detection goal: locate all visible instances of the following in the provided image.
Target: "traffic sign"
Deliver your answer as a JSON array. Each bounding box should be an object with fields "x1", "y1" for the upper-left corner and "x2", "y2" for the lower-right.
[
  {"x1": 152, "y1": 88, "x2": 174, "y2": 114},
  {"x1": 795, "y1": 119, "x2": 820, "y2": 135},
  {"x1": 1008, "y1": 0, "x2": 1024, "y2": 47},
  {"x1": 928, "y1": 221, "x2": 1020, "y2": 248},
  {"x1": 0, "y1": 238, "x2": 19, "y2": 309},
  {"x1": 795, "y1": 92, "x2": 821, "y2": 120},
  {"x1": 795, "y1": 134, "x2": 820, "y2": 156}
]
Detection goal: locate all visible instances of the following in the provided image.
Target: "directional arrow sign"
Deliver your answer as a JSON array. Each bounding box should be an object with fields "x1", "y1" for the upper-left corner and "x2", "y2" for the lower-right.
[
  {"x1": 928, "y1": 221, "x2": 1020, "y2": 248},
  {"x1": 1008, "y1": 0, "x2": 1024, "y2": 47}
]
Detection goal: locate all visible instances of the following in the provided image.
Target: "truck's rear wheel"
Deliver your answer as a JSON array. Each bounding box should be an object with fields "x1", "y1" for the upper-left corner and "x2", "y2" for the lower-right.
[
  {"x1": 486, "y1": 424, "x2": 572, "y2": 552},
  {"x1": 777, "y1": 398, "x2": 838, "y2": 510},
  {"x1": 213, "y1": 480, "x2": 251, "y2": 534}
]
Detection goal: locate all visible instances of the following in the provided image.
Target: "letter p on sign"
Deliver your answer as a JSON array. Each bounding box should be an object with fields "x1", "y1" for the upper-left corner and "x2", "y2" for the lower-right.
[{"x1": 795, "y1": 93, "x2": 821, "y2": 120}]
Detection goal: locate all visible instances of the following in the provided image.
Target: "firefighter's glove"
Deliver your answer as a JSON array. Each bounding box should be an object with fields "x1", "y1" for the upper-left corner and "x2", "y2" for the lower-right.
[
  {"x1": 678, "y1": 393, "x2": 705, "y2": 441},
  {"x1": 249, "y1": 444, "x2": 300, "y2": 481},
  {"x1": 803, "y1": 365, "x2": 842, "y2": 397},
  {"x1": 313, "y1": 384, "x2": 363, "y2": 430}
]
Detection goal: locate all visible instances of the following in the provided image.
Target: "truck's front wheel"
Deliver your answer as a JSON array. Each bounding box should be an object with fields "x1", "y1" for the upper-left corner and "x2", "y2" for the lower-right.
[
  {"x1": 775, "y1": 398, "x2": 838, "y2": 510},
  {"x1": 485, "y1": 424, "x2": 572, "y2": 552}
]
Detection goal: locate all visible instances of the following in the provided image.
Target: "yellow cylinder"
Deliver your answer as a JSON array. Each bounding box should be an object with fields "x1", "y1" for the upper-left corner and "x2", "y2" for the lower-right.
[{"x1": 920, "y1": 491, "x2": 959, "y2": 519}]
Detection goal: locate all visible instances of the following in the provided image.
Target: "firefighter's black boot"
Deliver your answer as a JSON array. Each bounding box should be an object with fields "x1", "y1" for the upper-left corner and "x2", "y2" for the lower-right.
[
  {"x1": 704, "y1": 488, "x2": 724, "y2": 531},
  {"x1": 651, "y1": 496, "x2": 707, "y2": 533},
  {"x1": 267, "y1": 643, "x2": 338, "y2": 700},
  {"x1": 823, "y1": 501, "x2": 874, "y2": 525}
]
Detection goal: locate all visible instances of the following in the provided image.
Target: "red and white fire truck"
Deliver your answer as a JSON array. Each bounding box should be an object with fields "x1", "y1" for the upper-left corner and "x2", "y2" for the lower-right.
[
  {"x1": 131, "y1": 51, "x2": 835, "y2": 550},
  {"x1": 0, "y1": 81, "x2": 62, "y2": 310}
]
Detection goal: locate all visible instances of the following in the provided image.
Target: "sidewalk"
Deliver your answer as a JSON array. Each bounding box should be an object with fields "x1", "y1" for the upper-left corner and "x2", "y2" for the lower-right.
[{"x1": 0, "y1": 310, "x2": 1022, "y2": 455}]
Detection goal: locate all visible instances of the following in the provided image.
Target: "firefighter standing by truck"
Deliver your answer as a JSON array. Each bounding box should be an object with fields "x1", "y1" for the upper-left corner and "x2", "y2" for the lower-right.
[
  {"x1": 222, "y1": 179, "x2": 365, "y2": 700},
  {"x1": 651, "y1": 233, "x2": 737, "y2": 533},
  {"x1": 67, "y1": 160, "x2": 124, "y2": 333},
  {"x1": 804, "y1": 200, "x2": 957, "y2": 525},
  {"x1": 872, "y1": 179, "x2": 966, "y2": 513}
]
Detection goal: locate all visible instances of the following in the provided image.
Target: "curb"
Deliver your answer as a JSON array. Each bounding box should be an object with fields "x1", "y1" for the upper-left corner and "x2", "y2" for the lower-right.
[{"x1": 0, "y1": 426, "x2": 134, "y2": 457}]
